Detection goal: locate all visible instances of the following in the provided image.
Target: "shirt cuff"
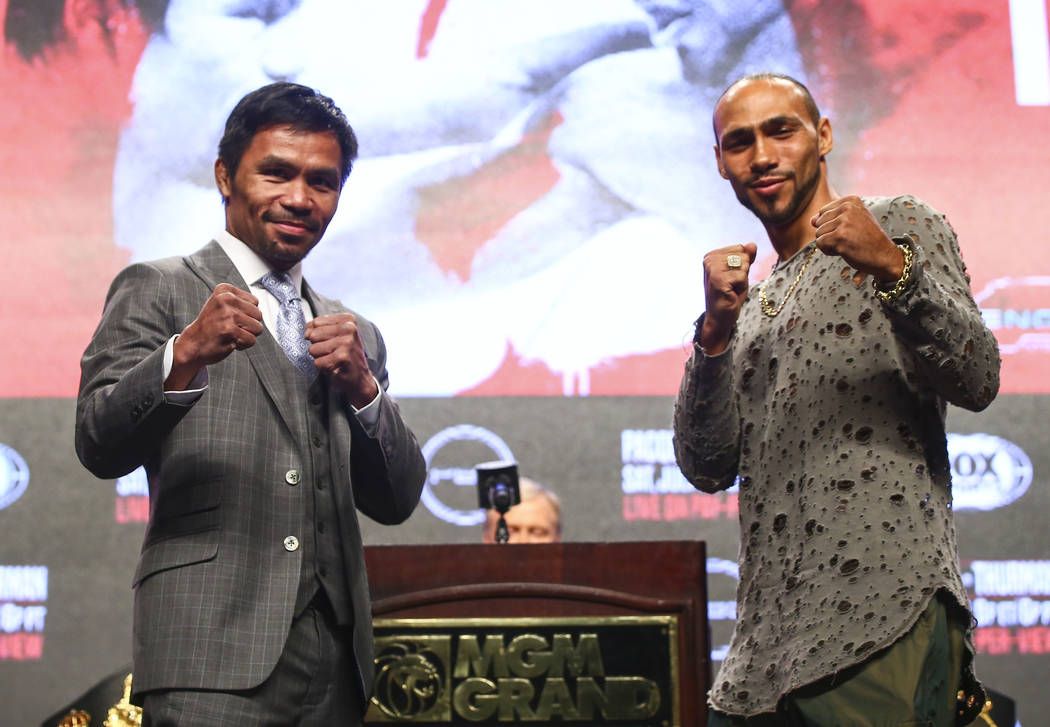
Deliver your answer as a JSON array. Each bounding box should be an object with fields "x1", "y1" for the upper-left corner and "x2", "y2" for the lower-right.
[
  {"x1": 350, "y1": 375, "x2": 382, "y2": 435},
  {"x1": 162, "y1": 335, "x2": 208, "y2": 405}
]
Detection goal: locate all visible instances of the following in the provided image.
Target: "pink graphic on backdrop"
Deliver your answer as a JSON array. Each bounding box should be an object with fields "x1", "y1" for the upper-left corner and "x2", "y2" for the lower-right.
[{"x1": 2, "y1": 1, "x2": 1049, "y2": 397}]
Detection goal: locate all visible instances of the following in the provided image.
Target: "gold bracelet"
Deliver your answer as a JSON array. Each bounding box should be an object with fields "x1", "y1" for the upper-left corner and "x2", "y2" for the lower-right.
[{"x1": 872, "y1": 241, "x2": 913, "y2": 303}]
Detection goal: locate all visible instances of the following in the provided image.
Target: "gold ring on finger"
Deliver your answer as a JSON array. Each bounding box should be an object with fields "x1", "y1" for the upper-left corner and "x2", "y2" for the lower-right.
[{"x1": 726, "y1": 253, "x2": 743, "y2": 270}]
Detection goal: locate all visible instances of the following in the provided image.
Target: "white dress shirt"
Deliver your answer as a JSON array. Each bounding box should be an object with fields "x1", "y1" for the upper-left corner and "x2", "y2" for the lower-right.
[{"x1": 162, "y1": 232, "x2": 380, "y2": 429}]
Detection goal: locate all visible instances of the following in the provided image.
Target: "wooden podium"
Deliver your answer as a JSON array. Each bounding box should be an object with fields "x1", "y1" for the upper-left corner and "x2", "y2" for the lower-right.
[{"x1": 364, "y1": 541, "x2": 708, "y2": 725}]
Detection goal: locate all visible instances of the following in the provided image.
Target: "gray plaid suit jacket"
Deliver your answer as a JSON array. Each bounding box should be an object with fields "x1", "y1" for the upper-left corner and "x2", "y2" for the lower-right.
[{"x1": 75, "y1": 241, "x2": 425, "y2": 697}]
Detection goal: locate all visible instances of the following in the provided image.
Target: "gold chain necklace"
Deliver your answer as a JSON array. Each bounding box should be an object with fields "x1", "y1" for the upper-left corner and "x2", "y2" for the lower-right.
[{"x1": 759, "y1": 244, "x2": 817, "y2": 317}]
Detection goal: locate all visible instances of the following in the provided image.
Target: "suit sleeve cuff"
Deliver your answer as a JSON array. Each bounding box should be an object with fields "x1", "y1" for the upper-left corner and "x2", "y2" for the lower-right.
[
  {"x1": 350, "y1": 375, "x2": 383, "y2": 435},
  {"x1": 162, "y1": 335, "x2": 208, "y2": 405}
]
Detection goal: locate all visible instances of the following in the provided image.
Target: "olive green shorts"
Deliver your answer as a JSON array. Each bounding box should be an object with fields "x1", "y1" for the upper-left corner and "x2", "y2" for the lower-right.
[{"x1": 709, "y1": 594, "x2": 969, "y2": 727}]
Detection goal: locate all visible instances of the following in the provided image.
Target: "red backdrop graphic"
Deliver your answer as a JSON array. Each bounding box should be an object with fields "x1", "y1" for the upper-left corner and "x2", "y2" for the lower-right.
[{"x1": 1, "y1": 0, "x2": 1047, "y2": 397}]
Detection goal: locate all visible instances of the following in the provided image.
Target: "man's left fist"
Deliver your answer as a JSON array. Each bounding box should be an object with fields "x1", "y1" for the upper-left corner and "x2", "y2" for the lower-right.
[
  {"x1": 306, "y1": 314, "x2": 379, "y2": 408},
  {"x1": 812, "y1": 195, "x2": 905, "y2": 283}
]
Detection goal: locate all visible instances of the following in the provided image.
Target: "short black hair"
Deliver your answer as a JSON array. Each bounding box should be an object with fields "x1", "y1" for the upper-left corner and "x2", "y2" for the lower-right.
[
  {"x1": 714, "y1": 72, "x2": 822, "y2": 138},
  {"x1": 218, "y1": 82, "x2": 359, "y2": 186}
]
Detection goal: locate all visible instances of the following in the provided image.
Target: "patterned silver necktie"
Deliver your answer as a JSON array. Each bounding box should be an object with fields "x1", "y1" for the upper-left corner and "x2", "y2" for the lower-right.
[{"x1": 258, "y1": 271, "x2": 317, "y2": 380}]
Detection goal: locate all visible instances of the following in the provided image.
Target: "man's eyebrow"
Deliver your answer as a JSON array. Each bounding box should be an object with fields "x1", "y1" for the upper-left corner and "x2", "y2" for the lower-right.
[
  {"x1": 255, "y1": 155, "x2": 340, "y2": 180},
  {"x1": 720, "y1": 114, "x2": 805, "y2": 145},
  {"x1": 256, "y1": 154, "x2": 296, "y2": 169},
  {"x1": 720, "y1": 127, "x2": 755, "y2": 145},
  {"x1": 760, "y1": 115, "x2": 803, "y2": 129}
]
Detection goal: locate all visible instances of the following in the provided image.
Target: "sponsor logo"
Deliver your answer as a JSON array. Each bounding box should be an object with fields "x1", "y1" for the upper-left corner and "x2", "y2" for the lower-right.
[
  {"x1": 115, "y1": 466, "x2": 149, "y2": 523},
  {"x1": 420, "y1": 425, "x2": 515, "y2": 526},
  {"x1": 975, "y1": 275, "x2": 1050, "y2": 355},
  {"x1": 367, "y1": 618, "x2": 674, "y2": 724},
  {"x1": 0, "y1": 443, "x2": 29, "y2": 511},
  {"x1": 371, "y1": 635, "x2": 450, "y2": 720},
  {"x1": 947, "y1": 433, "x2": 1032, "y2": 511},
  {"x1": 0, "y1": 565, "x2": 47, "y2": 661}
]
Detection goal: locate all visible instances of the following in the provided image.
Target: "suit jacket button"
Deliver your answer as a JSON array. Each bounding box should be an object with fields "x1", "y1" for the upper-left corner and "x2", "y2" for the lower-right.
[
  {"x1": 144, "y1": 394, "x2": 155, "y2": 407},
  {"x1": 283, "y1": 536, "x2": 300, "y2": 552},
  {"x1": 130, "y1": 406, "x2": 142, "y2": 421},
  {"x1": 285, "y1": 469, "x2": 301, "y2": 486}
]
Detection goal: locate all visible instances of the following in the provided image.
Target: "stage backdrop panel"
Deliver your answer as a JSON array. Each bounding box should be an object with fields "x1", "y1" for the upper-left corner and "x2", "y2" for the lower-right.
[{"x1": 1, "y1": 394, "x2": 1045, "y2": 724}]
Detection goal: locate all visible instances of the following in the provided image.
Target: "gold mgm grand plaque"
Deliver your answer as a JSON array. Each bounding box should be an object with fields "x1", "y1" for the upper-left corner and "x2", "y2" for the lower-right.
[{"x1": 365, "y1": 616, "x2": 680, "y2": 725}]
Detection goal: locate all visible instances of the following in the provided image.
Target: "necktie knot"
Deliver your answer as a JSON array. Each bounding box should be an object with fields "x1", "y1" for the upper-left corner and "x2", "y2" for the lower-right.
[{"x1": 259, "y1": 271, "x2": 299, "y2": 306}]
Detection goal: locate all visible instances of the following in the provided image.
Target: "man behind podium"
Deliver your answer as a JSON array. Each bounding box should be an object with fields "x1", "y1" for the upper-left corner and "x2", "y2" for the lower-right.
[
  {"x1": 482, "y1": 477, "x2": 563, "y2": 544},
  {"x1": 75, "y1": 83, "x2": 426, "y2": 726}
]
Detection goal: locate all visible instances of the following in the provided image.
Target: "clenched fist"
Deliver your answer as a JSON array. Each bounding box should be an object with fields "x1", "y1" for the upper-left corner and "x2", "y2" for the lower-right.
[
  {"x1": 306, "y1": 314, "x2": 379, "y2": 408},
  {"x1": 698, "y1": 242, "x2": 759, "y2": 355},
  {"x1": 168, "y1": 283, "x2": 263, "y2": 390},
  {"x1": 811, "y1": 196, "x2": 905, "y2": 283}
]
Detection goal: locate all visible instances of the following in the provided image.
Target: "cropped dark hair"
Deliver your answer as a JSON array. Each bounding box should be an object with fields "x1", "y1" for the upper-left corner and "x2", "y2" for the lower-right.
[
  {"x1": 218, "y1": 82, "x2": 359, "y2": 186},
  {"x1": 715, "y1": 72, "x2": 822, "y2": 136}
]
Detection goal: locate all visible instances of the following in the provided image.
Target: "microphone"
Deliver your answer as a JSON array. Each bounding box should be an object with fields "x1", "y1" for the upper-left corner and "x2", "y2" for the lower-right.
[{"x1": 476, "y1": 461, "x2": 520, "y2": 544}]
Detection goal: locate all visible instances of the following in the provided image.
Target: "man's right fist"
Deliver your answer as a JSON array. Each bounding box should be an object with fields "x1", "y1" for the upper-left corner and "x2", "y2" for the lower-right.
[
  {"x1": 167, "y1": 283, "x2": 264, "y2": 389},
  {"x1": 698, "y1": 242, "x2": 758, "y2": 355}
]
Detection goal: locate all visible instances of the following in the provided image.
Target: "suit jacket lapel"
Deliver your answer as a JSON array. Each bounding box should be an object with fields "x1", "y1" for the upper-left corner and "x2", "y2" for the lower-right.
[{"x1": 185, "y1": 241, "x2": 306, "y2": 451}]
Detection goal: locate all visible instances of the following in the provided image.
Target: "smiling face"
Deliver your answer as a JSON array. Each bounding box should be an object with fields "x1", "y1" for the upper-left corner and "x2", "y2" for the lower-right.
[
  {"x1": 215, "y1": 124, "x2": 343, "y2": 270},
  {"x1": 713, "y1": 77, "x2": 832, "y2": 230}
]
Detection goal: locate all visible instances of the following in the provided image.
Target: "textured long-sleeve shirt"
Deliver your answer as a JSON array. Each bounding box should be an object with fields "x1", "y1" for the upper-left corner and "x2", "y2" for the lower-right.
[{"x1": 673, "y1": 195, "x2": 1000, "y2": 717}]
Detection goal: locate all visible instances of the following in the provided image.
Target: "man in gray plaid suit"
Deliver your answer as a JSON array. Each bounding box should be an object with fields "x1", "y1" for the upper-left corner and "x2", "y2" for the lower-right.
[{"x1": 75, "y1": 83, "x2": 426, "y2": 726}]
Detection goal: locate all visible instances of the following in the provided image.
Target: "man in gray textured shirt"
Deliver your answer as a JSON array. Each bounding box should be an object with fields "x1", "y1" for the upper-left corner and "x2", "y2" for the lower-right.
[{"x1": 673, "y1": 72, "x2": 1000, "y2": 725}]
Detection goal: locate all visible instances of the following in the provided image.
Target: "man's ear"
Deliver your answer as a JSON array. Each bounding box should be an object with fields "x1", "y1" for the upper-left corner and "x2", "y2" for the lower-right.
[
  {"x1": 714, "y1": 144, "x2": 728, "y2": 180},
  {"x1": 817, "y1": 117, "x2": 833, "y2": 159},
  {"x1": 215, "y1": 158, "x2": 232, "y2": 201}
]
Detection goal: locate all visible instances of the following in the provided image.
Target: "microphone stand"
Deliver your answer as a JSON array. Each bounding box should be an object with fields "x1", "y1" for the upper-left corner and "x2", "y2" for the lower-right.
[{"x1": 489, "y1": 482, "x2": 513, "y2": 545}]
